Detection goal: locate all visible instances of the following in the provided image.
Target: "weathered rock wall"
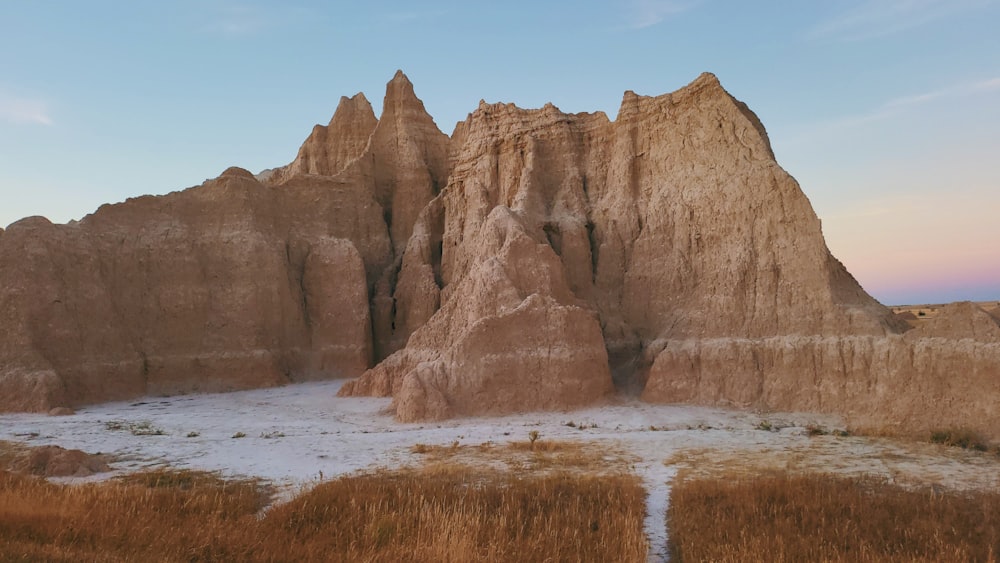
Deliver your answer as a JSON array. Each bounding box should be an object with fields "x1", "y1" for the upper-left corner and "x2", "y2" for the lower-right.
[
  {"x1": 2, "y1": 71, "x2": 997, "y2": 439},
  {"x1": 643, "y1": 303, "x2": 1000, "y2": 438},
  {"x1": 0, "y1": 169, "x2": 378, "y2": 411},
  {"x1": 342, "y1": 73, "x2": 927, "y2": 424}
]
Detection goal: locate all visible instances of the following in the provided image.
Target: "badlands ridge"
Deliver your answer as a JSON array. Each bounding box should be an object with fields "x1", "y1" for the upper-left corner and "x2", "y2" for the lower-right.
[{"x1": 1, "y1": 72, "x2": 998, "y2": 437}]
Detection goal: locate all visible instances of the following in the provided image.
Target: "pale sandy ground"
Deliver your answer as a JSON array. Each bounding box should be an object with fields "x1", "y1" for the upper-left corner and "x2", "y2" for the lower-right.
[{"x1": 2, "y1": 380, "x2": 999, "y2": 562}]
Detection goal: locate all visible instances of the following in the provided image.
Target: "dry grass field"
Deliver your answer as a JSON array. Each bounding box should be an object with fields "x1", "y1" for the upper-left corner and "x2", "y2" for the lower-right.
[
  {"x1": 0, "y1": 446, "x2": 647, "y2": 562},
  {"x1": 668, "y1": 472, "x2": 1000, "y2": 562}
]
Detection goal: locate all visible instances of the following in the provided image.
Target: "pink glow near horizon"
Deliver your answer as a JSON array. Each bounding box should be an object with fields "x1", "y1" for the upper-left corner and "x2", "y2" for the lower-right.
[{"x1": 821, "y1": 191, "x2": 1000, "y2": 305}]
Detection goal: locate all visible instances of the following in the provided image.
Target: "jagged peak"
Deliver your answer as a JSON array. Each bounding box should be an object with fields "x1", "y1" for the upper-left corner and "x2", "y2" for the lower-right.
[
  {"x1": 384, "y1": 70, "x2": 417, "y2": 104},
  {"x1": 614, "y1": 72, "x2": 774, "y2": 158},
  {"x1": 329, "y1": 91, "x2": 377, "y2": 127},
  {"x1": 691, "y1": 71, "x2": 722, "y2": 89},
  {"x1": 616, "y1": 72, "x2": 725, "y2": 121},
  {"x1": 377, "y1": 70, "x2": 442, "y2": 135},
  {"x1": 335, "y1": 92, "x2": 373, "y2": 112},
  {"x1": 391, "y1": 69, "x2": 410, "y2": 83}
]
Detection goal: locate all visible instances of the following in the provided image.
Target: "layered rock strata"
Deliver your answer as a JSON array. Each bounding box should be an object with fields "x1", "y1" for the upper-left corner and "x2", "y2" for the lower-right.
[{"x1": 2, "y1": 71, "x2": 998, "y2": 438}]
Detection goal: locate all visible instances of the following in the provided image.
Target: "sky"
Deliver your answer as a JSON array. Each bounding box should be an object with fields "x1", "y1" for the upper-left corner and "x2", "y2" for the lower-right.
[{"x1": 1, "y1": 1, "x2": 997, "y2": 305}]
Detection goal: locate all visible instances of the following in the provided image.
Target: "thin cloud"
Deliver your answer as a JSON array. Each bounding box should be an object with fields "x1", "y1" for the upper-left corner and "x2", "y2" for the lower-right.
[
  {"x1": 883, "y1": 78, "x2": 1000, "y2": 110},
  {"x1": 809, "y1": 0, "x2": 992, "y2": 41},
  {"x1": 782, "y1": 77, "x2": 1000, "y2": 145},
  {"x1": 858, "y1": 77, "x2": 1000, "y2": 124},
  {"x1": 626, "y1": 0, "x2": 699, "y2": 29},
  {"x1": 0, "y1": 94, "x2": 53, "y2": 126},
  {"x1": 382, "y1": 9, "x2": 449, "y2": 24},
  {"x1": 202, "y1": 3, "x2": 269, "y2": 37}
]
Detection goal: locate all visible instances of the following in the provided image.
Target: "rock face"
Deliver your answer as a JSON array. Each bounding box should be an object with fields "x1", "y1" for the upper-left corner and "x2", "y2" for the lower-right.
[{"x1": 2, "y1": 71, "x2": 998, "y2": 437}]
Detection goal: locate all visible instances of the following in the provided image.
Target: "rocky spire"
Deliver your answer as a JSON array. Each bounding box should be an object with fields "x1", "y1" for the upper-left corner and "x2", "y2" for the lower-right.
[
  {"x1": 268, "y1": 92, "x2": 377, "y2": 183},
  {"x1": 369, "y1": 70, "x2": 451, "y2": 254}
]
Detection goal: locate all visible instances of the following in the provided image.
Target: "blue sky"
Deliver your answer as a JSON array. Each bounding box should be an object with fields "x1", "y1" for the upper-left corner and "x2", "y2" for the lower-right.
[{"x1": 1, "y1": 1, "x2": 998, "y2": 305}]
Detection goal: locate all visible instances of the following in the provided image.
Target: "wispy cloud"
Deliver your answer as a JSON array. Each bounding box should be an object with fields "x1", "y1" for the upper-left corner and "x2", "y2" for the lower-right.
[
  {"x1": 625, "y1": 0, "x2": 699, "y2": 29},
  {"x1": 381, "y1": 8, "x2": 450, "y2": 24},
  {"x1": 202, "y1": 3, "x2": 269, "y2": 37},
  {"x1": 0, "y1": 94, "x2": 53, "y2": 126},
  {"x1": 798, "y1": 77, "x2": 1000, "y2": 136},
  {"x1": 809, "y1": 0, "x2": 992, "y2": 41},
  {"x1": 780, "y1": 77, "x2": 1000, "y2": 146},
  {"x1": 883, "y1": 77, "x2": 1000, "y2": 110}
]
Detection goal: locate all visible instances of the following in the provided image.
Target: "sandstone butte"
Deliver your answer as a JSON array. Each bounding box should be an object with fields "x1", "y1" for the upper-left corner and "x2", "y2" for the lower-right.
[{"x1": 1, "y1": 71, "x2": 998, "y2": 439}]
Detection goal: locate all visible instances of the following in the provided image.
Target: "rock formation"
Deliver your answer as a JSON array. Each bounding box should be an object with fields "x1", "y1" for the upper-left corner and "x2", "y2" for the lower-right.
[
  {"x1": 11, "y1": 444, "x2": 111, "y2": 478},
  {"x1": 988, "y1": 304, "x2": 1000, "y2": 323},
  {"x1": 1, "y1": 71, "x2": 998, "y2": 438}
]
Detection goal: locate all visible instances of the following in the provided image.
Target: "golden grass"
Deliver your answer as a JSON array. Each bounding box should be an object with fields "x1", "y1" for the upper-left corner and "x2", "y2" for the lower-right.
[
  {"x1": 0, "y1": 440, "x2": 28, "y2": 469},
  {"x1": 0, "y1": 461, "x2": 647, "y2": 562},
  {"x1": 0, "y1": 468, "x2": 266, "y2": 561},
  {"x1": 267, "y1": 466, "x2": 648, "y2": 562},
  {"x1": 668, "y1": 472, "x2": 1000, "y2": 562}
]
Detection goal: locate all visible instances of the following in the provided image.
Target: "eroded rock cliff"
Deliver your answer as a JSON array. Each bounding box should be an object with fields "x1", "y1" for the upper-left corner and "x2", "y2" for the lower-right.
[{"x1": 2, "y1": 72, "x2": 997, "y2": 438}]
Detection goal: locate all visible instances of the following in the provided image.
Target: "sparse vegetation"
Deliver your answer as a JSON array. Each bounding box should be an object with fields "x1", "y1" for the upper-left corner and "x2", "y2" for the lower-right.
[
  {"x1": 756, "y1": 420, "x2": 774, "y2": 432},
  {"x1": 930, "y1": 428, "x2": 990, "y2": 452},
  {"x1": 104, "y1": 420, "x2": 166, "y2": 436},
  {"x1": 668, "y1": 472, "x2": 1000, "y2": 562},
  {"x1": 185, "y1": 431, "x2": 200, "y2": 438},
  {"x1": 0, "y1": 463, "x2": 647, "y2": 561},
  {"x1": 231, "y1": 432, "x2": 247, "y2": 439},
  {"x1": 410, "y1": 439, "x2": 625, "y2": 474},
  {"x1": 805, "y1": 424, "x2": 827, "y2": 436}
]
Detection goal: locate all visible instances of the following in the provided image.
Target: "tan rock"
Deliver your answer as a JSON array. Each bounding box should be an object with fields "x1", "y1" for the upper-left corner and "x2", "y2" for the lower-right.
[
  {"x1": 14, "y1": 445, "x2": 110, "y2": 477},
  {"x1": 989, "y1": 305, "x2": 1000, "y2": 322},
  {"x1": 0, "y1": 170, "x2": 378, "y2": 411},
  {"x1": 342, "y1": 206, "x2": 614, "y2": 418},
  {"x1": 369, "y1": 71, "x2": 451, "y2": 255},
  {"x1": 642, "y1": 333, "x2": 1000, "y2": 439},
  {"x1": 265, "y1": 72, "x2": 450, "y2": 361},
  {"x1": 298, "y1": 237, "x2": 373, "y2": 378},
  {"x1": 906, "y1": 301, "x2": 1000, "y2": 341},
  {"x1": 268, "y1": 93, "x2": 378, "y2": 184},
  {"x1": 2, "y1": 71, "x2": 997, "y2": 439}
]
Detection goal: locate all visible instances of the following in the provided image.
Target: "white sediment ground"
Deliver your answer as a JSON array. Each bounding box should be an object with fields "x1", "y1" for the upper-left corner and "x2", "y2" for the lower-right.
[{"x1": 2, "y1": 380, "x2": 998, "y2": 562}]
